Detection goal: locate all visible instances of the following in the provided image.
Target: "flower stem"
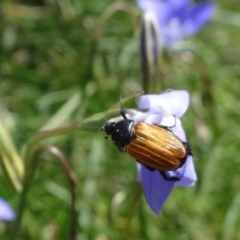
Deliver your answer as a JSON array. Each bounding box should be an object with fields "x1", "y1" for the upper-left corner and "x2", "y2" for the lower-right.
[{"x1": 10, "y1": 112, "x2": 108, "y2": 239}]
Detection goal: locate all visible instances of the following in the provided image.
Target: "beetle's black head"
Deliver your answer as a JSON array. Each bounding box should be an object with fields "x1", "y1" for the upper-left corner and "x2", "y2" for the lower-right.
[{"x1": 102, "y1": 119, "x2": 134, "y2": 151}]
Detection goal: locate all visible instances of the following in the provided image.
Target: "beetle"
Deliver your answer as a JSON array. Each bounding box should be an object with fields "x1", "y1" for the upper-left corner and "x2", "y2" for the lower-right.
[{"x1": 102, "y1": 107, "x2": 191, "y2": 180}]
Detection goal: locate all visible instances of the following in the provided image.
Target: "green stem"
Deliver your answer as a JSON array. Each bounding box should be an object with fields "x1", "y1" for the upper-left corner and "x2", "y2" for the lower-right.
[
  {"x1": 12, "y1": 123, "x2": 82, "y2": 240},
  {"x1": 10, "y1": 176, "x2": 30, "y2": 240},
  {"x1": 36, "y1": 145, "x2": 78, "y2": 240},
  {"x1": 11, "y1": 113, "x2": 104, "y2": 239}
]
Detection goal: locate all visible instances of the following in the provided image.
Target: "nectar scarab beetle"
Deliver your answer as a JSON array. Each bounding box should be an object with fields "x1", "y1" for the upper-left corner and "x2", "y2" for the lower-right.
[{"x1": 102, "y1": 105, "x2": 191, "y2": 173}]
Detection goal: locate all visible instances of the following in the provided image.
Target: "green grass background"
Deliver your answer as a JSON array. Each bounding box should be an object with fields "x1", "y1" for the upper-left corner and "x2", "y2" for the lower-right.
[{"x1": 1, "y1": 0, "x2": 240, "y2": 239}]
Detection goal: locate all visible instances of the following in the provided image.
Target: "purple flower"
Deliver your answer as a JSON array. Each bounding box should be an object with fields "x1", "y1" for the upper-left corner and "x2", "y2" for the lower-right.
[
  {"x1": 137, "y1": 0, "x2": 215, "y2": 48},
  {"x1": 127, "y1": 90, "x2": 197, "y2": 214},
  {"x1": 0, "y1": 198, "x2": 15, "y2": 221}
]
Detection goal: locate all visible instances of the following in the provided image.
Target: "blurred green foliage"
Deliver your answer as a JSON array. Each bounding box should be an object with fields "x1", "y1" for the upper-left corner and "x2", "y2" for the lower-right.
[{"x1": 1, "y1": 0, "x2": 240, "y2": 239}]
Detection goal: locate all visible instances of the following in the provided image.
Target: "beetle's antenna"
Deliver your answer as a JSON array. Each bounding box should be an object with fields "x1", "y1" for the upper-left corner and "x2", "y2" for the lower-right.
[{"x1": 119, "y1": 96, "x2": 127, "y2": 119}]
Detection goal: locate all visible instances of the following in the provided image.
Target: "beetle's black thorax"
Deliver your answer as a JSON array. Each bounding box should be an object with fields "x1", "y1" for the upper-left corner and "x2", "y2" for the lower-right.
[{"x1": 103, "y1": 119, "x2": 135, "y2": 151}]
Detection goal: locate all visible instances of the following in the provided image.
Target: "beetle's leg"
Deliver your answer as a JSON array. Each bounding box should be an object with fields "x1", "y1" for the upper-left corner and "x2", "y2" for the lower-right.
[
  {"x1": 157, "y1": 125, "x2": 171, "y2": 131},
  {"x1": 159, "y1": 115, "x2": 177, "y2": 129},
  {"x1": 144, "y1": 165, "x2": 180, "y2": 181},
  {"x1": 119, "y1": 146, "x2": 126, "y2": 152},
  {"x1": 160, "y1": 171, "x2": 180, "y2": 181},
  {"x1": 182, "y1": 142, "x2": 192, "y2": 156}
]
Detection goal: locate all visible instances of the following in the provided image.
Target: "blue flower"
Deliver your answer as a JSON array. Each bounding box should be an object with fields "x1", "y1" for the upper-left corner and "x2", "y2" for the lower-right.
[
  {"x1": 137, "y1": 0, "x2": 215, "y2": 48},
  {"x1": 0, "y1": 198, "x2": 15, "y2": 221},
  {"x1": 127, "y1": 90, "x2": 197, "y2": 214}
]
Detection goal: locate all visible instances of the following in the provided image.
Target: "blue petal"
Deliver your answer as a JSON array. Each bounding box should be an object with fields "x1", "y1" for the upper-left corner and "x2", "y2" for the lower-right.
[
  {"x1": 168, "y1": 0, "x2": 189, "y2": 13},
  {"x1": 170, "y1": 123, "x2": 186, "y2": 142},
  {"x1": 165, "y1": 155, "x2": 197, "y2": 186},
  {"x1": 137, "y1": 0, "x2": 172, "y2": 25},
  {"x1": 158, "y1": 90, "x2": 190, "y2": 117},
  {"x1": 0, "y1": 198, "x2": 15, "y2": 221},
  {"x1": 144, "y1": 114, "x2": 163, "y2": 125},
  {"x1": 175, "y1": 155, "x2": 197, "y2": 186},
  {"x1": 137, "y1": 1, "x2": 215, "y2": 48},
  {"x1": 140, "y1": 164, "x2": 175, "y2": 214},
  {"x1": 138, "y1": 90, "x2": 189, "y2": 117},
  {"x1": 138, "y1": 94, "x2": 168, "y2": 115},
  {"x1": 161, "y1": 21, "x2": 185, "y2": 47},
  {"x1": 181, "y1": 3, "x2": 215, "y2": 36}
]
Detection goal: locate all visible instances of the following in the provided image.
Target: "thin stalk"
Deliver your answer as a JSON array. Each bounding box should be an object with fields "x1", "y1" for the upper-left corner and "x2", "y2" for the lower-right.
[
  {"x1": 36, "y1": 145, "x2": 78, "y2": 240},
  {"x1": 11, "y1": 121, "x2": 83, "y2": 239}
]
